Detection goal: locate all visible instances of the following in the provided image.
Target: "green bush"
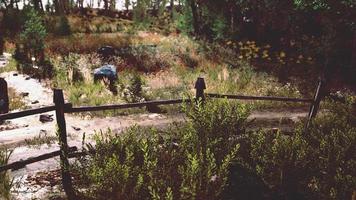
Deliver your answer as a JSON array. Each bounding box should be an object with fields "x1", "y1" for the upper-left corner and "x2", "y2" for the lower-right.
[
  {"x1": 226, "y1": 99, "x2": 356, "y2": 200},
  {"x1": 0, "y1": 149, "x2": 13, "y2": 200},
  {"x1": 211, "y1": 16, "x2": 227, "y2": 40},
  {"x1": 19, "y1": 8, "x2": 47, "y2": 62},
  {"x1": 73, "y1": 99, "x2": 250, "y2": 199}
]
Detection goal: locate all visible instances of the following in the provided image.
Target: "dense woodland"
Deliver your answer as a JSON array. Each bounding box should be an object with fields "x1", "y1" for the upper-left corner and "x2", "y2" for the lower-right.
[{"x1": 0, "y1": 1, "x2": 355, "y2": 200}]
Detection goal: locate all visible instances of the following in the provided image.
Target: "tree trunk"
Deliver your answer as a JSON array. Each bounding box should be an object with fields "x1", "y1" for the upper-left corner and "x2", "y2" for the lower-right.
[
  {"x1": 230, "y1": 5, "x2": 234, "y2": 33},
  {"x1": 103, "y1": 0, "x2": 109, "y2": 10},
  {"x1": 352, "y1": 31, "x2": 356, "y2": 74},
  {"x1": 0, "y1": 16, "x2": 4, "y2": 55},
  {"x1": 53, "y1": 0, "x2": 64, "y2": 14},
  {"x1": 110, "y1": 0, "x2": 115, "y2": 11},
  {"x1": 170, "y1": 0, "x2": 174, "y2": 19},
  {"x1": 189, "y1": 0, "x2": 199, "y2": 34}
]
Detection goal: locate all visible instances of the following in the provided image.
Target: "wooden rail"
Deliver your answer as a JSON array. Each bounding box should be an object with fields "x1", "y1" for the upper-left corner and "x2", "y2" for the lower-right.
[
  {"x1": 0, "y1": 105, "x2": 56, "y2": 121},
  {"x1": 0, "y1": 147, "x2": 77, "y2": 172},
  {"x1": 0, "y1": 103, "x2": 72, "y2": 121},
  {"x1": 207, "y1": 93, "x2": 314, "y2": 103},
  {"x1": 68, "y1": 99, "x2": 192, "y2": 113},
  {"x1": 0, "y1": 76, "x2": 324, "y2": 200}
]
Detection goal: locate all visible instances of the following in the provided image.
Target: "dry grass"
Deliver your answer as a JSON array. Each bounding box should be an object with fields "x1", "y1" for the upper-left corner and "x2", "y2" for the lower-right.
[
  {"x1": 46, "y1": 31, "x2": 171, "y2": 55},
  {"x1": 67, "y1": 15, "x2": 133, "y2": 33},
  {"x1": 46, "y1": 33, "x2": 132, "y2": 55},
  {"x1": 146, "y1": 69, "x2": 182, "y2": 90},
  {"x1": 47, "y1": 30, "x2": 306, "y2": 112},
  {"x1": 8, "y1": 87, "x2": 27, "y2": 111}
]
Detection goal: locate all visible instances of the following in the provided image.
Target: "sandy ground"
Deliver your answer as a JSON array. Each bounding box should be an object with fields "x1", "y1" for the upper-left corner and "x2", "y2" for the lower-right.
[{"x1": 0, "y1": 59, "x2": 309, "y2": 199}]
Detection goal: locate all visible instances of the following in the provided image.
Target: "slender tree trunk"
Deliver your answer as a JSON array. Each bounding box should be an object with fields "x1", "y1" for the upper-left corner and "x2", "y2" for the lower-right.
[
  {"x1": 0, "y1": 21, "x2": 4, "y2": 55},
  {"x1": 189, "y1": 0, "x2": 199, "y2": 34},
  {"x1": 230, "y1": 5, "x2": 234, "y2": 33},
  {"x1": 103, "y1": 0, "x2": 109, "y2": 10},
  {"x1": 352, "y1": 31, "x2": 356, "y2": 72},
  {"x1": 125, "y1": 0, "x2": 130, "y2": 11},
  {"x1": 170, "y1": 0, "x2": 174, "y2": 19},
  {"x1": 53, "y1": 0, "x2": 63, "y2": 14},
  {"x1": 110, "y1": 0, "x2": 115, "y2": 11}
]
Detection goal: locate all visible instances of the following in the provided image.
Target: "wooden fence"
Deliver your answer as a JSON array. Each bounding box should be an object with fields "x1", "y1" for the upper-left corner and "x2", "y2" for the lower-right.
[{"x1": 0, "y1": 77, "x2": 324, "y2": 199}]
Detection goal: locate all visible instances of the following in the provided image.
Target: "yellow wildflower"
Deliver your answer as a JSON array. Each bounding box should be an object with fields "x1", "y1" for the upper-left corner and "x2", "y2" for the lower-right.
[{"x1": 280, "y1": 51, "x2": 286, "y2": 58}]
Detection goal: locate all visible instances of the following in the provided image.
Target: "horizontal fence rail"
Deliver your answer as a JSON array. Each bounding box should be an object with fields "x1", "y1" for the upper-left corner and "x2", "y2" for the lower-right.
[
  {"x1": 207, "y1": 93, "x2": 314, "y2": 103},
  {"x1": 0, "y1": 103, "x2": 72, "y2": 121},
  {"x1": 0, "y1": 105, "x2": 56, "y2": 121},
  {"x1": 68, "y1": 98, "x2": 193, "y2": 113},
  {"x1": 0, "y1": 147, "x2": 77, "y2": 172}
]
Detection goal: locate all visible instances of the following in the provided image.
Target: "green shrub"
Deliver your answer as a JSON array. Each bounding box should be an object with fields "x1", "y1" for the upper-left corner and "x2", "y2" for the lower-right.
[
  {"x1": 19, "y1": 8, "x2": 47, "y2": 62},
  {"x1": 73, "y1": 99, "x2": 250, "y2": 199},
  {"x1": 0, "y1": 149, "x2": 13, "y2": 200},
  {"x1": 118, "y1": 72, "x2": 145, "y2": 103},
  {"x1": 226, "y1": 99, "x2": 356, "y2": 200},
  {"x1": 211, "y1": 16, "x2": 227, "y2": 40}
]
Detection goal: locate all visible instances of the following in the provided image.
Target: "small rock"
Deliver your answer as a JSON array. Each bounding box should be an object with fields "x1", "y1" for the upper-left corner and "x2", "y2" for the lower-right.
[
  {"x1": 39, "y1": 129, "x2": 47, "y2": 136},
  {"x1": 148, "y1": 113, "x2": 161, "y2": 119},
  {"x1": 39, "y1": 114, "x2": 54, "y2": 123},
  {"x1": 72, "y1": 126, "x2": 81, "y2": 131},
  {"x1": 31, "y1": 100, "x2": 39, "y2": 104},
  {"x1": 271, "y1": 128, "x2": 279, "y2": 134},
  {"x1": 20, "y1": 92, "x2": 29, "y2": 97},
  {"x1": 13, "y1": 73, "x2": 18, "y2": 76},
  {"x1": 25, "y1": 77, "x2": 31, "y2": 80}
]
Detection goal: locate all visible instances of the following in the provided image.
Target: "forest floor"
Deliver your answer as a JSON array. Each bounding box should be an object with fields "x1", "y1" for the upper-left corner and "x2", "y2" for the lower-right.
[{"x1": 0, "y1": 56, "x2": 309, "y2": 199}]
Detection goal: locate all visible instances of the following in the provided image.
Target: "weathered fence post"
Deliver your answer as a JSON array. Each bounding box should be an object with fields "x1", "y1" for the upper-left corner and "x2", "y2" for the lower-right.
[
  {"x1": 0, "y1": 78, "x2": 9, "y2": 123},
  {"x1": 53, "y1": 89, "x2": 76, "y2": 199},
  {"x1": 195, "y1": 77, "x2": 206, "y2": 104},
  {"x1": 305, "y1": 78, "x2": 325, "y2": 131}
]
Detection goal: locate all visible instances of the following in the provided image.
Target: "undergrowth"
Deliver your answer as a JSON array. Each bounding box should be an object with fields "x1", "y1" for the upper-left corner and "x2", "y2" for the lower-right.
[
  {"x1": 224, "y1": 98, "x2": 356, "y2": 200},
  {"x1": 73, "y1": 99, "x2": 250, "y2": 199},
  {"x1": 71, "y1": 98, "x2": 355, "y2": 200},
  {"x1": 0, "y1": 149, "x2": 13, "y2": 200}
]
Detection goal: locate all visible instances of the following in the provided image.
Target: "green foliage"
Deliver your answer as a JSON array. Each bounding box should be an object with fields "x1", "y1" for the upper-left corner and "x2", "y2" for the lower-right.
[
  {"x1": 8, "y1": 87, "x2": 28, "y2": 111},
  {"x1": 133, "y1": 0, "x2": 151, "y2": 24},
  {"x1": 211, "y1": 16, "x2": 227, "y2": 40},
  {"x1": 175, "y1": 3, "x2": 194, "y2": 34},
  {"x1": 20, "y1": 8, "x2": 47, "y2": 60},
  {"x1": 74, "y1": 99, "x2": 250, "y2": 199},
  {"x1": 118, "y1": 72, "x2": 146, "y2": 103},
  {"x1": 0, "y1": 149, "x2": 13, "y2": 200},
  {"x1": 24, "y1": 133, "x2": 57, "y2": 148},
  {"x1": 229, "y1": 99, "x2": 356, "y2": 199}
]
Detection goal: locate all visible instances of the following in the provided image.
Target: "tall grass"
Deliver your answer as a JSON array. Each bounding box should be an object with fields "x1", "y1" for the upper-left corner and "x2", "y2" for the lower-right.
[
  {"x1": 46, "y1": 33, "x2": 133, "y2": 55},
  {"x1": 8, "y1": 87, "x2": 27, "y2": 111},
  {"x1": 47, "y1": 32, "x2": 307, "y2": 116},
  {"x1": 0, "y1": 58, "x2": 17, "y2": 74},
  {"x1": 0, "y1": 149, "x2": 13, "y2": 200}
]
